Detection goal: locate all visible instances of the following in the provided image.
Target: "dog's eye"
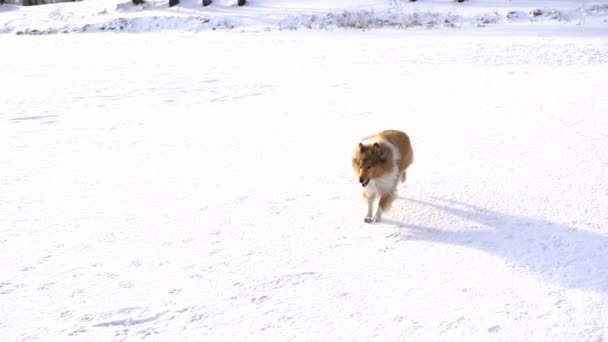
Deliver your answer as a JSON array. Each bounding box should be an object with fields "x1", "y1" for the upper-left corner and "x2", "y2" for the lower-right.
[{"x1": 367, "y1": 165, "x2": 371, "y2": 170}]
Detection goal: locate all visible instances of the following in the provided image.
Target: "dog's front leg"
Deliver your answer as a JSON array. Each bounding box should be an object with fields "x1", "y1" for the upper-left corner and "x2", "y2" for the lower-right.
[{"x1": 364, "y1": 193, "x2": 376, "y2": 223}]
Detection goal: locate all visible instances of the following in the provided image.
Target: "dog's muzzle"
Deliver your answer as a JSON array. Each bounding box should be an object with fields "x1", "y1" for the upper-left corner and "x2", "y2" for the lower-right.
[{"x1": 359, "y1": 177, "x2": 370, "y2": 187}]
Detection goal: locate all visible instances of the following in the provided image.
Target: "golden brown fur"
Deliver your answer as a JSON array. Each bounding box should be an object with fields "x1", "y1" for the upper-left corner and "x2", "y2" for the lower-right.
[{"x1": 351, "y1": 129, "x2": 414, "y2": 223}]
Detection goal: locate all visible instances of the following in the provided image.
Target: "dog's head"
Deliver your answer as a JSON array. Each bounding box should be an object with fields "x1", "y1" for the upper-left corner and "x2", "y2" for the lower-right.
[{"x1": 352, "y1": 142, "x2": 389, "y2": 187}]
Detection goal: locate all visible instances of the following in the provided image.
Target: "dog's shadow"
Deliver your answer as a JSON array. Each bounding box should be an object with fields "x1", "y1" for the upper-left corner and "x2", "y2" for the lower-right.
[{"x1": 386, "y1": 197, "x2": 608, "y2": 293}]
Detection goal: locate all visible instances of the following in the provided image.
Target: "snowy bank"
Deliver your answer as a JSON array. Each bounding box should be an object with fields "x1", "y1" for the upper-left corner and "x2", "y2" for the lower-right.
[{"x1": 1, "y1": 0, "x2": 607, "y2": 34}]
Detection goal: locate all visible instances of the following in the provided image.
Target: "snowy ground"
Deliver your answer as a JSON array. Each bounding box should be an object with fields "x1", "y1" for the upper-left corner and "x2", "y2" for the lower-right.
[
  {"x1": 2, "y1": 0, "x2": 608, "y2": 341},
  {"x1": 3, "y1": 29, "x2": 608, "y2": 341}
]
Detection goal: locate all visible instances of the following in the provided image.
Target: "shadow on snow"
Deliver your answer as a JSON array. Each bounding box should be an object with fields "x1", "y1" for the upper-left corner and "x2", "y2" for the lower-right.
[{"x1": 386, "y1": 197, "x2": 608, "y2": 293}]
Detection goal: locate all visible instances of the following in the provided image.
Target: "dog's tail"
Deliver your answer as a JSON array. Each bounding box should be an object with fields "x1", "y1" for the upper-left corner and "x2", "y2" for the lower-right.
[{"x1": 400, "y1": 140, "x2": 414, "y2": 183}]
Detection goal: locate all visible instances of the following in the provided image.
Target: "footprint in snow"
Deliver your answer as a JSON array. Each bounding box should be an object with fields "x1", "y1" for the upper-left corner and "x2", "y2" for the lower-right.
[
  {"x1": 488, "y1": 325, "x2": 501, "y2": 333},
  {"x1": 119, "y1": 281, "x2": 134, "y2": 289},
  {"x1": 251, "y1": 295, "x2": 270, "y2": 304},
  {"x1": 129, "y1": 260, "x2": 142, "y2": 268}
]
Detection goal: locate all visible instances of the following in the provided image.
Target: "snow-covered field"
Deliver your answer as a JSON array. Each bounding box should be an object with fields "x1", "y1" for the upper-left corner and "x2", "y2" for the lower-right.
[{"x1": 2, "y1": 0, "x2": 608, "y2": 341}]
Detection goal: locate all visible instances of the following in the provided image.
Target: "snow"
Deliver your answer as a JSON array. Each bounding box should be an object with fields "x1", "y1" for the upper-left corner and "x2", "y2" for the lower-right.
[
  {"x1": 1, "y1": 0, "x2": 608, "y2": 34},
  {"x1": 2, "y1": 0, "x2": 608, "y2": 341}
]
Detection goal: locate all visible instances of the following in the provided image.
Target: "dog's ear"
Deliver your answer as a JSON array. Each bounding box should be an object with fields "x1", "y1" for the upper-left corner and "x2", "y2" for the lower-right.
[
  {"x1": 373, "y1": 142, "x2": 387, "y2": 161},
  {"x1": 358, "y1": 142, "x2": 366, "y2": 152}
]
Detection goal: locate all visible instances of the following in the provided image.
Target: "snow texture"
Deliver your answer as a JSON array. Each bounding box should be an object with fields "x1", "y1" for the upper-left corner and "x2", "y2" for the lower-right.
[{"x1": 2, "y1": 0, "x2": 608, "y2": 341}]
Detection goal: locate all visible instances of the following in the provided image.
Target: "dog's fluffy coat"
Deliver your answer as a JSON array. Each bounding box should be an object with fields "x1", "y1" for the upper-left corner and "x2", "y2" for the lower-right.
[{"x1": 351, "y1": 130, "x2": 414, "y2": 223}]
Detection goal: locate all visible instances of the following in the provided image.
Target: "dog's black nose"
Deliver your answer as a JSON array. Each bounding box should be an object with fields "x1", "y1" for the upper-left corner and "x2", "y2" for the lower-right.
[
  {"x1": 359, "y1": 177, "x2": 364, "y2": 183},
  {"x1": 360, "y1": 178, "x2": 370, "y2": 187}
]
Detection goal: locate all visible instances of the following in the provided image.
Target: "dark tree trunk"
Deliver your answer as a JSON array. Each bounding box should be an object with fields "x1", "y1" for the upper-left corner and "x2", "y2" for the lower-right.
[
  {"x1": 169, "y1": 0, "x2": 178, "y2": 7},
  {"x1": 132, "y1": 0, "x2": 144, "y2": 5},
  {"x1": 237, "y1": 0, "x2": 245, "y2": 6},
  {"x1": 202, "y1": 0, "x2": 211, "y2": 6}
]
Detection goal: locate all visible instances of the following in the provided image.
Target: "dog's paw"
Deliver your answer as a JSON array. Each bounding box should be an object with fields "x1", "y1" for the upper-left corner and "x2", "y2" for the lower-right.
[
  {"x1": 364, "y1": 216, "x2": 373, "y2": 223},
  {"x1": 372, "y1": 216, "x2": 382, "y2": 223}
]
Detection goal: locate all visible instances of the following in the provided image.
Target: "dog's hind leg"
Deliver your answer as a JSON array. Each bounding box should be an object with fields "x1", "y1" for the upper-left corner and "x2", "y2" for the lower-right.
[
  {"x1": 374, "y1": 193, "x2": 396, "y2": 223},
  {"x1": 399, "y1": 170, "x2": 407, "y2": 183}
]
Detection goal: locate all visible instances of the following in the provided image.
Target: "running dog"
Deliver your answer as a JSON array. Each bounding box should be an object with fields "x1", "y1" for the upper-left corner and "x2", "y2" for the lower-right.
[{"x1": 352, "y1": 130, "x2": 414, "y2": 223}]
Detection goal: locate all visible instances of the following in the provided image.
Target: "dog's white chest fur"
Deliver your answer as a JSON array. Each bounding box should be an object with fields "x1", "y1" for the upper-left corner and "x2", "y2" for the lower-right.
[{"x1": 365, "y1": 168, "x2": 399, "y2": 197}]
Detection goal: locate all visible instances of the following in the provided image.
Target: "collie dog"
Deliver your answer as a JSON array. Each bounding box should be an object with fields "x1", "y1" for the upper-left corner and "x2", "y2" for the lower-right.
[{"x1": 352, "y1": 130, "x2": 414, "y2": 223}]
